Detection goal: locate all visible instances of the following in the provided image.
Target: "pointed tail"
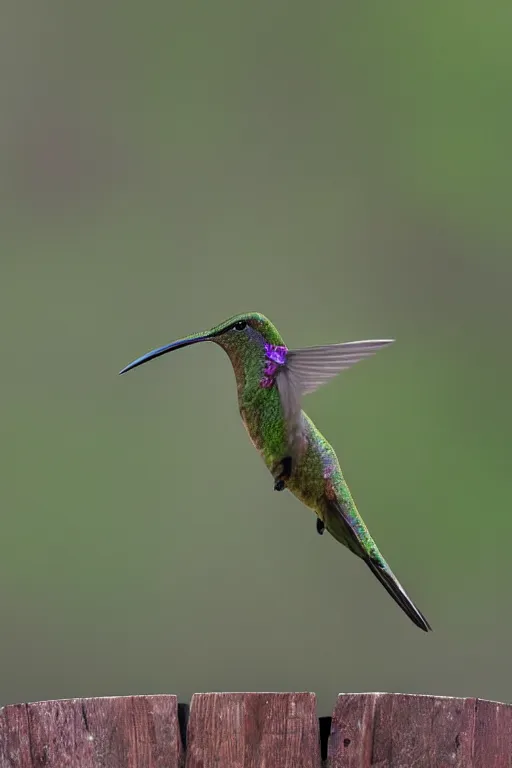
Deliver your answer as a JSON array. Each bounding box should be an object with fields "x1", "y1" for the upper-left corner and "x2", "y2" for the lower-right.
[
  {"x1": 323, "y1": 497, "x2": 432, "y2": 632},
  {"x1": 364, "y1": 556, "x2": 432, "y2": 632}
]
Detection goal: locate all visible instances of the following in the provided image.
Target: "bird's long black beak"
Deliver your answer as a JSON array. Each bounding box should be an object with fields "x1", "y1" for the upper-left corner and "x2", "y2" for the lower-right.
[{"x1": 119, "y1": 332, "x2": 210, "y2": 375}]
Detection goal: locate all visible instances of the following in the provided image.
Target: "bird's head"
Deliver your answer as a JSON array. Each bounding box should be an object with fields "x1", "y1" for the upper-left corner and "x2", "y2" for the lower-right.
[{"x1": 119, "y1": 312, "x2": 286, "y2": 381}]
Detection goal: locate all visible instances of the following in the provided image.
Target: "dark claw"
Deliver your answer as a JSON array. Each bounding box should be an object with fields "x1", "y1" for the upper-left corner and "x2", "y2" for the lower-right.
[
  {"x1": 280, "y1": 456, "x2": 292, "y2": 480},
  {"x1": 273, "y1": 456, "x2": 292, "y2": 492},
  {"x1": 316, "y1": 518, "x2": 325, "y2": 535}
]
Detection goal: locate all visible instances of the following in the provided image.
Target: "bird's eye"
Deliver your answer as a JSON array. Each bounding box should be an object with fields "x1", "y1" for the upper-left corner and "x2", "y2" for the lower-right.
[{"x1": 233, "y1": 320, "x2": 247, "y2": 331}]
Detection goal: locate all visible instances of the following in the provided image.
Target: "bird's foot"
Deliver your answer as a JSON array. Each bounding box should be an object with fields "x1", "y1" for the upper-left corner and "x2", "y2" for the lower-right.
[
  {"x1": 316, "y1": 518, "x2": 325, "y2": 535},
  {"x1": 273, "y1": 456, "x2": 292, "y2": 492}
]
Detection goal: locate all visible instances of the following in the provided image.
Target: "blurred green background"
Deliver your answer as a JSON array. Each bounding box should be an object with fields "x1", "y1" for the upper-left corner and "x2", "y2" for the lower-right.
[{"x1": 2, "y1": 2, "x2": 511, "y2": 715}]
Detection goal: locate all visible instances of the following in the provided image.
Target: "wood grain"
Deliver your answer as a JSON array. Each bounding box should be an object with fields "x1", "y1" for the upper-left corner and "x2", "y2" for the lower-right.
[
  {"x1": 185, "y1": 692, "x2": 320, "y2": 768},
  {"x1": 2, "y1": 692, "x2": 512, "y2": 766},
  {"x1": 0, "y1": 695, "x2": 182, "y2": 768},
  {"x1": 328, "y1": 692, "x2": 512, "y2": 767}
]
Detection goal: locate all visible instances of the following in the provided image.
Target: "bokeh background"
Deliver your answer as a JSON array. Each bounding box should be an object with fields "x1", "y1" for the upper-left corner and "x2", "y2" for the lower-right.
[{"x1": 2, "y1": 2, "x2": 511, "y2": 715}]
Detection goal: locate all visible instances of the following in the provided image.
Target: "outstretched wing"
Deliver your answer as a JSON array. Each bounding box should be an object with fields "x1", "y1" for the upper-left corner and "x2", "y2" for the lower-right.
[
  {"x1": 276, "y1": 339, "x2": 393, "y2": 455},
  {"x1": 284, "y1": 339, "x2": 394, "y2": 395}
]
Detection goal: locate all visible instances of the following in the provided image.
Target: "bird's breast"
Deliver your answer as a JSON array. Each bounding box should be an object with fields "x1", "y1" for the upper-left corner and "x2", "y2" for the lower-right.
[{"x1": 238, "y1": 386, "x2": 289, "y2": 470}]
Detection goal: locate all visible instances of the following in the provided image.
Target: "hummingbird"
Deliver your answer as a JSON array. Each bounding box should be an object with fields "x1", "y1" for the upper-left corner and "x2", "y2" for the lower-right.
[{"x1": 120, "y1": 312, "x2": 431, "y2": 632}]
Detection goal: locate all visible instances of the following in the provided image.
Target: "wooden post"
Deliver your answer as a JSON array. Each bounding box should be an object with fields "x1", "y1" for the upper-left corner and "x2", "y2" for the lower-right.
[
  {"x1": 328, "y1": 693, "x2": 512, "y2": 767},
  {"x1": 1, "y1": 692, "x2": 511, "y2": 767},
  {"x1": 0, "y1": 695, "x2": 183, "y2": 768},
  {"x1": 186, "y1": 692, "x2": 320, "y2": 767}
]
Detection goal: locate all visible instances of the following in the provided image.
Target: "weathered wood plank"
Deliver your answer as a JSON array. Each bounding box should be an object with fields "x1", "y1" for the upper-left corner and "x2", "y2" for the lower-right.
[
  {"x1": 0, "y1": 695, "x2": 182, "y2": 768},
  {"x1": 0, "y1": 704, "x2": 32, "y2": 768},
  {"x1": 473, "y1": 696, "x2": 512, "y2": 767},
  {"x1": 2, "y1": 692, "x2": 512, "y2": 766},
  {"x1": 328, "y1": 692, "x2": 512, "y2": 767},
  {"x1": 185, "y1": 692, "x2": 320, "y2": 768}
]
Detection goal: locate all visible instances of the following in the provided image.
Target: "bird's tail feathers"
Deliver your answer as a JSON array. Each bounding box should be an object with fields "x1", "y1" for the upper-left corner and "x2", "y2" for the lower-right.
[
  {"x1": 365, "y1": 556, "x2": 432, "y2": 632},
  {"x1": 323, "y1": 497, "x2": 431, "y2": 632}
]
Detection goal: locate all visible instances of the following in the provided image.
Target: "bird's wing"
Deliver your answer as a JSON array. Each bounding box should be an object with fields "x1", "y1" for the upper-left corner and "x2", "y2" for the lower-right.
[
  {"x1": 284, "y1": 339, "x2": 394, "y2": 395},
  {"x1": 275, "y1": 364, "x2": 304, "y2": 458},
  {"x1": 276, "y1": 339, "x2": 393, "y2": 458}
]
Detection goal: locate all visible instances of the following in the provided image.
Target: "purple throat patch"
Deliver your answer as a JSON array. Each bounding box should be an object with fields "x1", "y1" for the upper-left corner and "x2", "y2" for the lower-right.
[{"x1": 260, "y1": 343, "x2": 288, "y2": 388}]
